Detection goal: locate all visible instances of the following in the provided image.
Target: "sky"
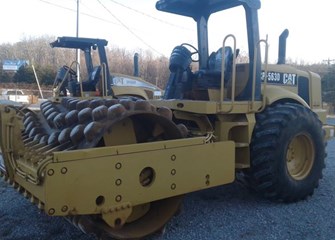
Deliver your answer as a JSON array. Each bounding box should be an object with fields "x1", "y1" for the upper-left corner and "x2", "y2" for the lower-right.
[{"x1": 0, "y1": 0, "x2": 334, "y2": 64}]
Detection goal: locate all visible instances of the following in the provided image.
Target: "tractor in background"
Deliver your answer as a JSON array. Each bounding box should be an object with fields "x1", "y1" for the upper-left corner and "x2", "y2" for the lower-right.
[{"x1": 51, "y1": 36, "x2": 162, "y2": 100}]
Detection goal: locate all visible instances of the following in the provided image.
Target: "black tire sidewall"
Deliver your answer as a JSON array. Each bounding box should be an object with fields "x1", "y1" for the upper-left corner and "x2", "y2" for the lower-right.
[
  {"x1": 250, "y1": 103, "x2": 325, "y2": 201},
  {"x1": 274, "y1": 109, "x2": 324, "y2": 198}
]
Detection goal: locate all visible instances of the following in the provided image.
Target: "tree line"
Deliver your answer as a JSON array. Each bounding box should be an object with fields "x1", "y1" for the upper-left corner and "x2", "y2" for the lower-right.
[{"x1": 0, "y1": 36, "x2": 334, "y2": 106}]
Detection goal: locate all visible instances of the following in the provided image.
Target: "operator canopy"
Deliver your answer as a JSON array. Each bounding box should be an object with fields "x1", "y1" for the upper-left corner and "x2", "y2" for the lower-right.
[
  {"x1": 156, "y1": 0, "x2": 261, "y2": 19},
  {"x1": 50, "y1": 37, "x2": 108, "y2": 51}
]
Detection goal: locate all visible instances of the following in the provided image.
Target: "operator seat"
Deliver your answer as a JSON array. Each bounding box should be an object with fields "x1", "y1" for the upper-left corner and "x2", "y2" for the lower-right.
[
  {"x1": 208, "y1": 46, "x2": 233, "y2": 73},
  {"x1": 68, "y1": 66, "x2": 102, "y2": 96},
  {"x1": 195, "y1": 47, "x2": 237, "y2": 89},
  {"x1": 82, "y1": 66, "x2": 102, "y2": 91}
]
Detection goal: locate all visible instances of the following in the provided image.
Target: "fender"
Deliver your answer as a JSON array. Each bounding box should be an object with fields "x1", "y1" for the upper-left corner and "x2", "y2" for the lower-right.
[
  {"x1": 112, "y1": 85, "x2": 150, "y2": 100},
  {"x1": 263, "y1": 85, "x2": 309, "y2": 108}
]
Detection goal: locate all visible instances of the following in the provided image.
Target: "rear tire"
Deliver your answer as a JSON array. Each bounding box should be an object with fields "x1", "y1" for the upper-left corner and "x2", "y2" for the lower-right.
[{"x1": 247, "y1": 103, "x2": 325, "y2": 202}]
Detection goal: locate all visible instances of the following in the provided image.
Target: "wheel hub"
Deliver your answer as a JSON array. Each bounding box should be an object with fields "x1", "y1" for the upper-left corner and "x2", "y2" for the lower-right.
[{"x1": 286, "y1": 133, "x2": 315, "y2": 180}]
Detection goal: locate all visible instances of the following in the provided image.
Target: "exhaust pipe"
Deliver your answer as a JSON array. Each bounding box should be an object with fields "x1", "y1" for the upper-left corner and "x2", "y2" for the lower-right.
[
  {"x1": 134, "y1": 53, "x2": 139, "y2": 77},
  {"x1": 277, "y1": 29, "x2": 289, "y2": 64}
]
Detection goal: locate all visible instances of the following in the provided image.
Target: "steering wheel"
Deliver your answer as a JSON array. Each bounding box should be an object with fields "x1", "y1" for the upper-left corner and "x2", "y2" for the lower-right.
[
  {"x1": 53, "y1": 65, "x2": 77, "y2": 96},
  {"x1": 181, "y1": 43, "x2": 199, "y2": 62},
  {"x1": 62, "y1": 65, "x2": 77, "y2": 76}
]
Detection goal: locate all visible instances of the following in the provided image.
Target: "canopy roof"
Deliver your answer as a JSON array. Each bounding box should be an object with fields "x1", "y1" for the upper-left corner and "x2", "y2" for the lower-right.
[
  {"x1": 50, "y1": 37, "x2": 108, "y2": 51},
  {"x1": 156, "y1": 0, "x2": 261, "y2": 19}
]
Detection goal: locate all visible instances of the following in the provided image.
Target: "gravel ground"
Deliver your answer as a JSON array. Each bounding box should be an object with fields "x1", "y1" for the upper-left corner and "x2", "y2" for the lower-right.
[{"x1": 1, "y1": 119, "x2": 334, "y2": 240}]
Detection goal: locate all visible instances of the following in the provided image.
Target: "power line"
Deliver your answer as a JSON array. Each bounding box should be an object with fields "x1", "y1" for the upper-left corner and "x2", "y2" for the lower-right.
[
  {"x1": 38, "y1": 0, "x2": 74, "y2": 13},
  {"x1": 80, "y1": 0, "x2": 103, "y2": 20},
  {"x1": 38, "y1": 0, "x2": 119, "y2": 26},
  {"x1": 39, "y1": 0, "x2": 166, "y2": 55},
  {"x1": 107, "y1": 0, "x2": 193, "y2": 31},
  {"x1": 80, "y1": 0, "x2": 156, "y2": 35},
  {"x1": 96, "y1": 0, "x2": 164, "y2": 56}
]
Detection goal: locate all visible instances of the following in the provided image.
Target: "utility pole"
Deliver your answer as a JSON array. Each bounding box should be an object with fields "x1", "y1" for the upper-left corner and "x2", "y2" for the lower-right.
[
  {"x1": 322, "y1": 58, "x2": 335, "y2": 114},
  {"x1": 76, "y1": 0, "x2": 80, "y2": 82},
  {"x1": 323, "y1": 58, "x2": 335, "y2": 66}
]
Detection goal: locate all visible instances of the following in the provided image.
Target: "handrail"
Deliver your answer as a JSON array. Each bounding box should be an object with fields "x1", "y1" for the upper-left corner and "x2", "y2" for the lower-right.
[
  {"x1": 220, "y1": 34, "x2": 237, "y2": 113},
  {"x1": 101, "y1": 63, "x2": 108, "y2": 97},
  {"x1": 252, "y1": 37, "x2": 269, "y2": 112}
]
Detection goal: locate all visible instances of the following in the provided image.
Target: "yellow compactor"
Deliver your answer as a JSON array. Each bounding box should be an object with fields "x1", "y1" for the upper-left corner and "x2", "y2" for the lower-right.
[{"x1": 0, "y1": 0, "x2": 334, "y2": 239}]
